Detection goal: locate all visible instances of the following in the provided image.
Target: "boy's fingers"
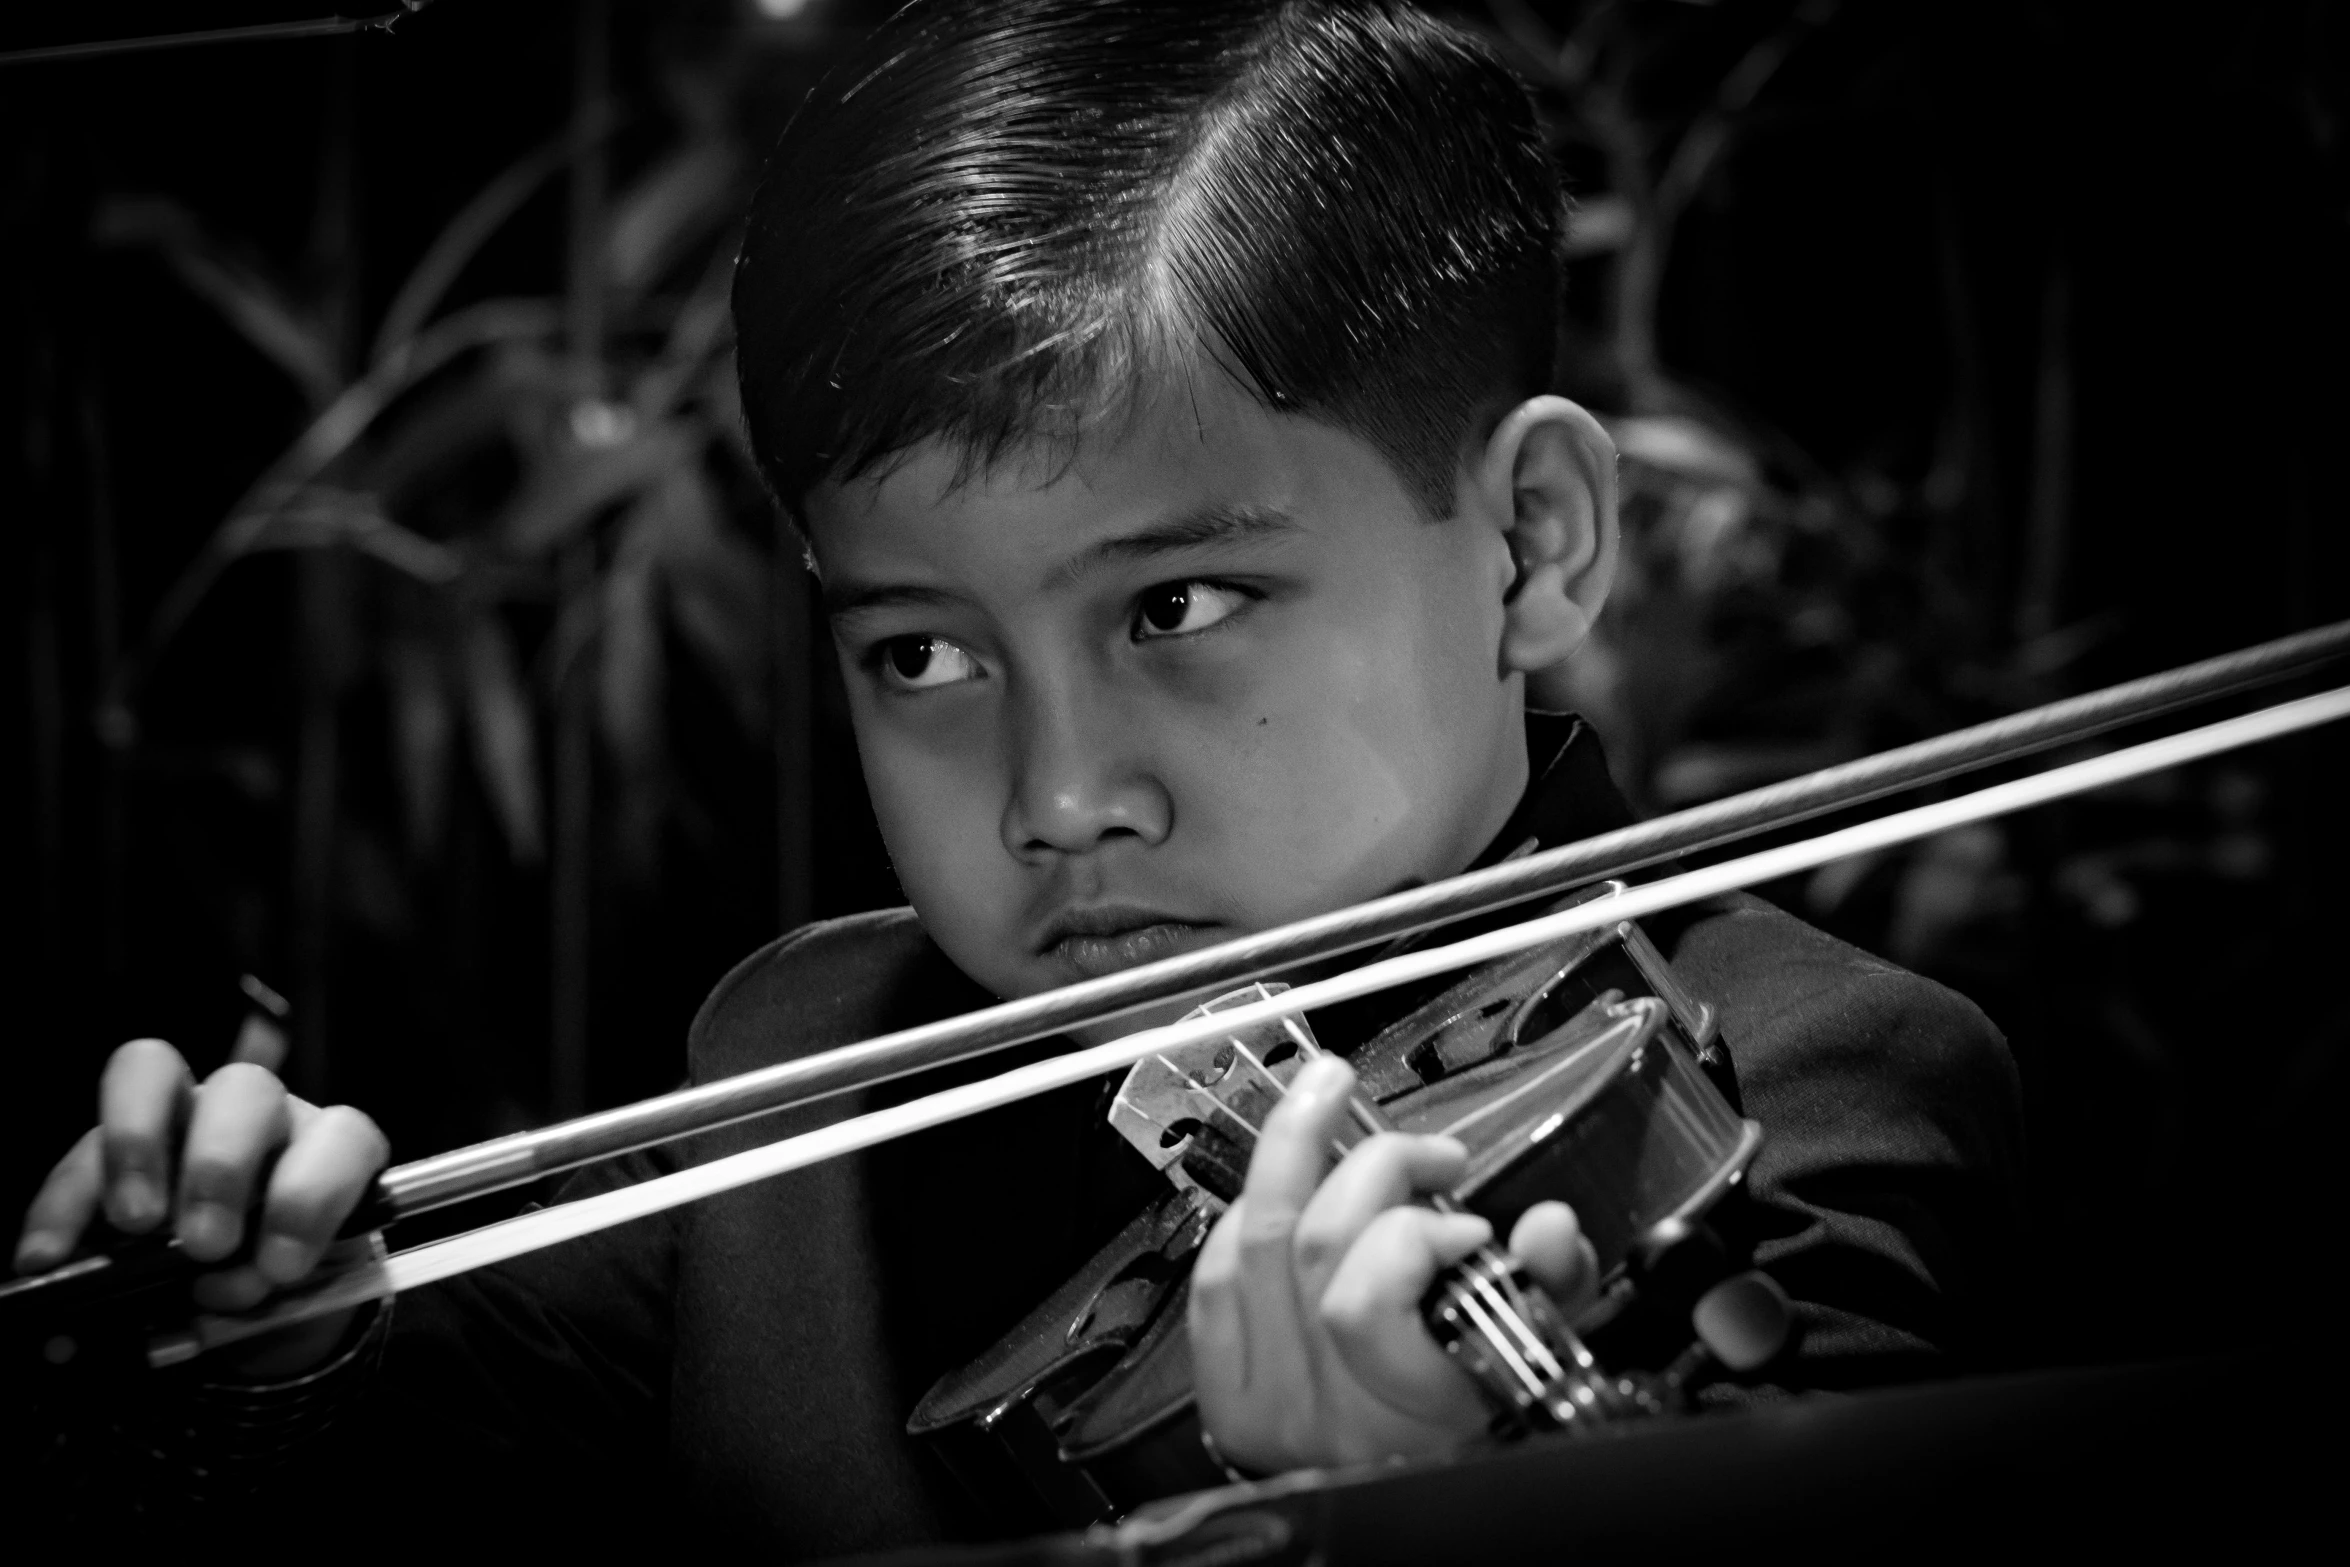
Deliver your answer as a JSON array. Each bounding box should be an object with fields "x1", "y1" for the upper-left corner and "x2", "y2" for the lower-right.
[
  {"x1": 15, "y1": 1128, "x2": 104, "y2": 1273},
  {"x1": 176, "y1": 1064, "x2": 291, "y2": 1263},
  {"x1": 1228, "y1": 1063, "x2": 1363, "y2": 1387},
  {"x1": 255, "y1": 1106, "x2": 391, "y2": 1285},
  {"x1": 1190, "y1": 1197, "x2": 1306, "y2": 1471},
  {"x1": 98, "y1": 1038, "x2": 193, "y2": 1233},
  {"x1": 1241, "y1": 1056, "x2": 1356, "y2": 1219},
  {"x1": 1320, "y1": 1207, "x2": 1493, "y2": 1335},
  {"x1": 1318, "y1": 1206, "x2": 1494, "y2": 1425},
  {"x1": 1291, "y1": 1134, "x2": 1467, "y2": 1296},
  {"x1": 1197, "y1": 1059, "x2": 1459, "y2": 1471},
  {"x1": 1508, "y1": 1201, "x2": 1598, "y2": 1309},
  {"x1": 1188, "y1": 1200, "x2": 1249, "y2": 1394},
  {"x1": 192, "y1": 1265, "x2": 274, "y2": 1314}
]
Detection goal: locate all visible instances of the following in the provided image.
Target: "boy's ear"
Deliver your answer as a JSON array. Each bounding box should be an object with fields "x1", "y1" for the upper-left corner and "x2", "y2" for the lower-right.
[{"x1": 1466, "y1": 395, "x2": 1620, "y2": 673}]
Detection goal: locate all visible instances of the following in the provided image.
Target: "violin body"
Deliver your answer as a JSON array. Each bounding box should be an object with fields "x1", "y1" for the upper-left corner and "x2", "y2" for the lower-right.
[{"x1": 908, "y1": 894, "x2": 1771, "y2": 1529}]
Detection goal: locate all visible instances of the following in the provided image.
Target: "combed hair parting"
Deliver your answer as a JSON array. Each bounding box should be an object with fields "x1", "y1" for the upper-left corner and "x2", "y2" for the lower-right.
[{"x1": 734, "y1": 0, "x2": 1565, "y2": 518}]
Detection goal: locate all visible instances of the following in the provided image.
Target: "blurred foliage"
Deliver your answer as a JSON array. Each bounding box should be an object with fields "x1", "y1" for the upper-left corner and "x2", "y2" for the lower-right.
[{"x1": 95, "y1": 82, "x2": 769, "y2": 896}]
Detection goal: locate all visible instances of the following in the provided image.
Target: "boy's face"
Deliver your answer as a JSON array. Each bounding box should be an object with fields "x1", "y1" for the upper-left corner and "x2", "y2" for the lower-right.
[{"x1": 805, "y1": 375, "x2": 1530, "y2": 1034}]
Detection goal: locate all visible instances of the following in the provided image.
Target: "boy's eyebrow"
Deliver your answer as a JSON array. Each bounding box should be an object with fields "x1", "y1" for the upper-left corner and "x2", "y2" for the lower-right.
[
  {"x1": 822, "y1": 581, "x2": 964, "y2": 622},
  {"x1": 1052, "y1": 502, "x2": 1300, "y2": 585}
]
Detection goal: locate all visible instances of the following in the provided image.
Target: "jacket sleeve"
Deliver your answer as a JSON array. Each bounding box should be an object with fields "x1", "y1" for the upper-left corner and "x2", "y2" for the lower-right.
[
  {"x1": 1668, "y1": 895, "x2": 2029, "y2": 1392},
  {"x1": 264, "y1": 915, "x2": 950, "y2": 1549},
  {"x1": 323, "y1": 1144, "x2": 682, "y2": 1543}
]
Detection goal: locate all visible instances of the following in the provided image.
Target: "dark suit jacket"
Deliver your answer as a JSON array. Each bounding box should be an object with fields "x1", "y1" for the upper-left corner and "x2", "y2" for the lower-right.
[{"x1": 313, "y1": 723, "x2": 2025, "y2": 1559}]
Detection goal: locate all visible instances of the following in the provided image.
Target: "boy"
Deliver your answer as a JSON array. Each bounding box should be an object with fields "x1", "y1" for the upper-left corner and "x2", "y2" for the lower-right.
[{"x1": 13, "y1": 0, "x2": 2023, "y2": 1554}]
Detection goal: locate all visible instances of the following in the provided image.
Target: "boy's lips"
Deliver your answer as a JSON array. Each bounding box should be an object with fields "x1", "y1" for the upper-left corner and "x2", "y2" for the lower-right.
[{"x1": 1036, "y1": 907, "x2": 1221, "y2": 981}]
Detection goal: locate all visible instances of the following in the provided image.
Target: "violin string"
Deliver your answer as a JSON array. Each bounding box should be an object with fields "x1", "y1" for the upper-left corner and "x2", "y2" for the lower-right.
[{"x1": 169, "y1": 683, "x2": 2350, "y2": 1363}]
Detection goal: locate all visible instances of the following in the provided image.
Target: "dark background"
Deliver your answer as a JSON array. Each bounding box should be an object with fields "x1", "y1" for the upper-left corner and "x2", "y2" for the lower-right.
[{"x1": 3, "y1": 0, "x2": 2344, "y2": 1368}]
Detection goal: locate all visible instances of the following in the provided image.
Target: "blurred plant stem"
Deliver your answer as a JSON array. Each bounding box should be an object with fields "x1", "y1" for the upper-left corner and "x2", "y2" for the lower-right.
[
  {"x1": 288, "y1": 33, "x2": 364, "y2": 1098},
  {"x1": 26, "y1": 347, "x2": 63, "y2": 988},
  {"x1": 551, "y1": 533, "x2": 595, "y2": 1119},
  {"x1": 551, "y1": 0, "x2": 610, "y2": 1121},
  {"x1": 290, "y1": 550, "x2": 348, "y2": 1098},
  {"x1": 2017, "y1": 257, "x2": 2074, "y2": 646},
  {"x1": 75, "y1": 357, "x2": 127, "y2": 994}
]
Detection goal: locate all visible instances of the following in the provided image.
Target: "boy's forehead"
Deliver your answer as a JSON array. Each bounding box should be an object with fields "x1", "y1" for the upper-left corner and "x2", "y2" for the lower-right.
[{"x1": 803, "y1": 375, "x2": 1396, "y2": 583}]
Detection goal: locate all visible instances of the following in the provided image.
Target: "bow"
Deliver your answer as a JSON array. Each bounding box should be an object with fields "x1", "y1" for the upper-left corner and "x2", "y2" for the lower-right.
[{"x1": 11, "y1": 619, "x2": 2350, "y2": 1368}]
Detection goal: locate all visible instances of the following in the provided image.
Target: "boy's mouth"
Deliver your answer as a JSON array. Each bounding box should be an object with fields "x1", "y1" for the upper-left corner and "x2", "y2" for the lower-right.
[{"x1": 1036, "y1": 906, "x2": 1217, "y2": 981}]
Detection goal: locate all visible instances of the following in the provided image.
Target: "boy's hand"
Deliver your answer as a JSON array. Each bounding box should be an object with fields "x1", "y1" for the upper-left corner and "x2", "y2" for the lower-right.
[
  {"x1": 13, "y1": 1038, "x2": 391, "y2": 1377},
  {"x1": 1187, "y1": 1055, "x2": 1596, "y2": 1474}
]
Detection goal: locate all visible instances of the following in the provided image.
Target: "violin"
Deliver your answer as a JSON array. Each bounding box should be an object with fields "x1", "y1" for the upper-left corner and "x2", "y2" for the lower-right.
[
  {"x1": 5, "y1": 622, "x2": 2348, "y2": 1459},
  {"x1": 909, "y1": 892, "x2": 1790, "y2": 1522}
]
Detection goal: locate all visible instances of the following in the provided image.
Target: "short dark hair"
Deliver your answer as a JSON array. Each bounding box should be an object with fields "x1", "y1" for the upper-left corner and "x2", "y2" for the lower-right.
[{"x1": 733, "y1": 0, "x2": 1564, "y2": 522}]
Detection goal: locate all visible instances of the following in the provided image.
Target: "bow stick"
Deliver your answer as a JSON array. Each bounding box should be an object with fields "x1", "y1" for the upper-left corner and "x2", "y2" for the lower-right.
[
  {"x1": 371, "y1": 617, "x2": 2350, "y2": 1222},
  {"x1": 142, "y1": 678, "x2": 2350, "y2": 1363}
]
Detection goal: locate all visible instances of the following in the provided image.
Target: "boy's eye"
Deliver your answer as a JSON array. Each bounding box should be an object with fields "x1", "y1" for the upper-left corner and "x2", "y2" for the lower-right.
[
  {"x1": 874, "y1": 635, "x2": 984, "y2": 691},
  {"x1": 1133, "y1": 581, "x2": 1248, "y2": 640}
]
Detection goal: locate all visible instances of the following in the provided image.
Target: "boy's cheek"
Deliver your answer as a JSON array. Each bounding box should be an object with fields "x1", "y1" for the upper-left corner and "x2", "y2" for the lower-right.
[
  {"x1": 889, "y1": 813, "x2": 1029, "y2": 992},
  {"x1": 1205, "y1": 767, "x2": 1423, "y2": 923},
  {"x1": 861, "y1": 733, "x2": 996, "y2": 874},
  {"x1": 855, "y1": 736, "x2": 1029, "y2": 984}
]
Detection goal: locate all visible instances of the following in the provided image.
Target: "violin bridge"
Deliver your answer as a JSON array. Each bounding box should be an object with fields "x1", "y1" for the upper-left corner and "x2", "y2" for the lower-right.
[{"x1": 1105, "y1": 983, "x2": 1329, "y2": 1208}]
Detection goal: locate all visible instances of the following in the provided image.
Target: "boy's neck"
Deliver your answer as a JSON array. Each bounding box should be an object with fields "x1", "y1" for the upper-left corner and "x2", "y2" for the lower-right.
[{"x1": 1469, "y1": 711, "x2": 1634, "y2": 871}]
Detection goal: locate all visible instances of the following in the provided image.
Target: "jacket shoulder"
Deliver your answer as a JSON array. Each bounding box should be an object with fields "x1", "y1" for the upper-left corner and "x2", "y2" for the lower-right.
[
  {"x1": 1662, "y1": 893, "x2": 2027, "y2": 1374},
  {"x1": 1667, "y1": 893, "x2": 2011, "y2": 1092},
  {"x1": 686, "y1": 908, "x2": 991, "y2": 1083},
  {"x1": 1664, "y1": 892, "x2": 2026, "y2": 1228}
]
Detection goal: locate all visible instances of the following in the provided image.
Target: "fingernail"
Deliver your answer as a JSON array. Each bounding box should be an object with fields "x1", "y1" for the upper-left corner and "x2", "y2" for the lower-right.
[
  {"x1": 179, "y1": 1201, "x2": 238, "y2": 1258},
  {"x1": 255, "y1": 1234, "x2": 314, "y2": 1283},
  {"x1": 112, "y1": 1173, "x2": 162, "y2": 1228},
  {"x1": 1299, "y1": 1056, "x2": 1351, "y2": 1094},
  {"x1": 1447, "y1": 1214, "x2": 1495, "y2": 1248},
  {"x1": 14, "y1": 1233, "x2": 64, "y2": 1273}
]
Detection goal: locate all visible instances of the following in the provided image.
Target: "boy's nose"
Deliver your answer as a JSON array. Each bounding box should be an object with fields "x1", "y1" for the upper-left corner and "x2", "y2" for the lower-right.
[{"x1": 1001, "y1": 686, "x2": 1172, "y2": 859}]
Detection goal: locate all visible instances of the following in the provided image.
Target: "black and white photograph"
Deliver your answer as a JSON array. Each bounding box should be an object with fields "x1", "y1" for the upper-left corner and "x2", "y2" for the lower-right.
[{"x1": 2, "y1": 1, "x2": 2344, "y2": 1558}]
